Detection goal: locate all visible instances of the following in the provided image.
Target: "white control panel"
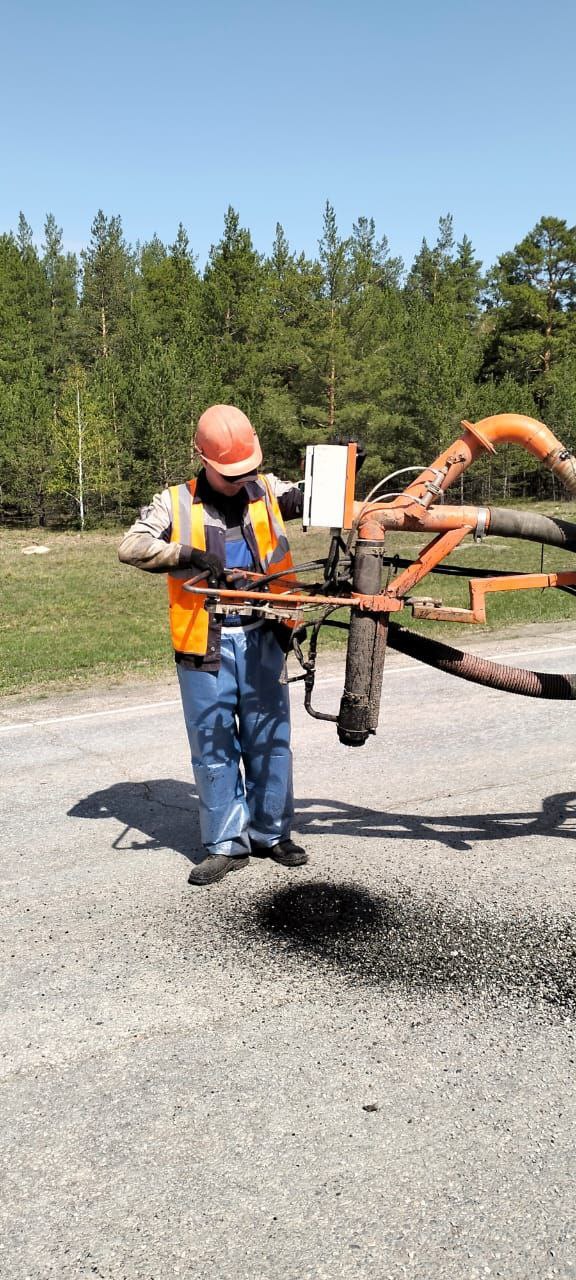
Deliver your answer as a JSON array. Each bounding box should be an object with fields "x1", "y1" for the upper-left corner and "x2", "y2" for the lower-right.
[{"x1": 302, "y1": 443, "x2": 357, "y2": 529}]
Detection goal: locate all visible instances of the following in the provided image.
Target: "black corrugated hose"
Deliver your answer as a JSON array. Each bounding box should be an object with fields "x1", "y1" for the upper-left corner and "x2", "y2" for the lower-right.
[{"x1": 387, "y1": 624, "x2": 576, "y2": 700}]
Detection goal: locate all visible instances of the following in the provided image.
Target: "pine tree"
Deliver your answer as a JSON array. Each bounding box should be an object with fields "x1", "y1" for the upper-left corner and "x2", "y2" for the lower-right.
[
  {"x1": 0, "y1": 222, "x2": 56, "y2": 520},
  {"x1": 398, "y1": 217, "x2": 484, "y2": 464},
  {"x1": 201, "y1": 206, "x2": 267, "y2": 413},
  {"x1": 339, "y1": 217, "x2": 404, "y2": 475},
  {"x1": 312, "y1": 201, "x2": 352, "y2": 437},
  {"x1": 15, "y1": 213, "x2": 52, "y2": 364},
  {"x1": 131, "y1": 339, "x2": 191, "y2": 489},
  {"x1": 0, "y1": 233, "x2": 30, "y2": 384},
  {"x1": 258, "y1": 224, "x2": 322, "y2": 470},
  {"x1": 139, "y1": 226, "x2": 201, "y2": 354},
  {"x1": 0, "y1": 354, "x2": 53, "y2": 522},
  {"x1": 484, "y1": 216, "x2": 576, "y2": 405},
  {"x1": 42, "y1": 213, "x2": 78, "y2": 389},
  {"x1": 80, "y1": 211, "x2": 135, "y2": 361}
]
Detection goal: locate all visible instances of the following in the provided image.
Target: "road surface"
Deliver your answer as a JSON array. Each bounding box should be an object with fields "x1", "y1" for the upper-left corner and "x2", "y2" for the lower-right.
[{"x1": 2, "y1": 626, "x2": 576, "y2": 1278}]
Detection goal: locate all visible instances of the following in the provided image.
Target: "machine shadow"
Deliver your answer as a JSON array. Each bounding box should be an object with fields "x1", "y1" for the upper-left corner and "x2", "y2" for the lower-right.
[
  {"x1": 248, "y1": 789, "x2": 576, "y2": 1011},
  {"x1": 250, "y1": 879, "x2": 576, "y2": 1011},
  {"x1": 296, "y1": 790, "x2": 576, "y2": 851},
  {"x1": 68, "y1": 783, "x2": 576, "y2": 863}
]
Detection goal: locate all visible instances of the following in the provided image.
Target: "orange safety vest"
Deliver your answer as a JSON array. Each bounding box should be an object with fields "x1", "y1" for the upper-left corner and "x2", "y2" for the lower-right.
[{"x1": 167, "y1": 475, "x2": 296, "y2": 656}]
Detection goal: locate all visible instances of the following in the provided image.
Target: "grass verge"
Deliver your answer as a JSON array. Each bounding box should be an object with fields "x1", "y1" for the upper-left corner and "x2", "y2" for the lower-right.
[{"x1": 2, "y1": 508, "x2": 576, "y2": 698}]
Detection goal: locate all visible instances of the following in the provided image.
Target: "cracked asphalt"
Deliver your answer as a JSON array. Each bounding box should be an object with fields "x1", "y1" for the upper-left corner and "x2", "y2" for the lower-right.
[{"x1": 2, "y1": 626, "x2": 576, "y2": 1279}]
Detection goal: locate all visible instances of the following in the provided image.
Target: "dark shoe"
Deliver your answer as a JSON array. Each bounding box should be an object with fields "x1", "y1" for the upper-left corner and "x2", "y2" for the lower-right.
[
  {"x1": 251, "y1": 838, "x2": 308, "y2": 867},
  {"x1": 187, "y1": 854, "x2": 250, "y2": 886}
]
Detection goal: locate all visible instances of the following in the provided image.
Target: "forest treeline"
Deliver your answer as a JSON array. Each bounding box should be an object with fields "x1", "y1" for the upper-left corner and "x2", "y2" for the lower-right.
[{"x1": 1, "y1": 203, "x2": 576, "y2": 526}]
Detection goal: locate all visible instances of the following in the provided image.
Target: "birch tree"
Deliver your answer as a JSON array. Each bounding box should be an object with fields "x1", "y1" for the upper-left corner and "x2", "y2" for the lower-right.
[{"x1": 50, "y1": 367, "x2": 112, "y2": 527}]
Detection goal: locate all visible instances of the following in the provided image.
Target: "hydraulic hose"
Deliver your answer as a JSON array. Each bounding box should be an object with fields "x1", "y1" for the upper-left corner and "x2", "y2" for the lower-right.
[
  {"x1": 486, "y1": 508, "x2": 576, "y2": 550},
  {"x1": 387, "y1": 623, "x2": 576, "y2": 700}
]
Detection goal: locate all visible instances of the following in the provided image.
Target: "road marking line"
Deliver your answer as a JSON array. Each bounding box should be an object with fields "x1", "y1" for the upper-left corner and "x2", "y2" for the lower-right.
[
  {"x1": 483, "y1": 643, "x2": 576, "y2": 662},
  {"x1": 313, "y1": 643, "x2": 576, "y2": 685},
  {"x1": 1, "y1": 642, "x2": 576, "y2": 733},
  {"x1": 0, "y1": 698, "x2": 181, "y2": 733}
]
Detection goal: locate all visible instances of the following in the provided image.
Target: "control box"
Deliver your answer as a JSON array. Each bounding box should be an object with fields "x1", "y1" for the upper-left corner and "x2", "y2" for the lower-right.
[{"x1": 302, "y1": 443, "x2": 357, "y2": 529}]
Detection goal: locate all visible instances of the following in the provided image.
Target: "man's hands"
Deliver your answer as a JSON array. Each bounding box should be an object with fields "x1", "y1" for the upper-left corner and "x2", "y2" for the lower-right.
[{"x1": 183, "y1": 547, "x2": 226, "y2": 586}]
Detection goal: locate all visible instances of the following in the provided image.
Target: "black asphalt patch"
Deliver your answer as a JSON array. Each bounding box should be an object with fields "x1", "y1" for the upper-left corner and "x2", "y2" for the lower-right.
[{"x1": 235, "y1": 880, "x2": 576, "y2": 1012}]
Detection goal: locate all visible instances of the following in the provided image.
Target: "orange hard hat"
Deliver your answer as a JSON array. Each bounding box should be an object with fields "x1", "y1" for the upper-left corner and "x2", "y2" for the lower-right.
[{"x1": 195, "y1": 404, "x2": 263, "y2": 476}]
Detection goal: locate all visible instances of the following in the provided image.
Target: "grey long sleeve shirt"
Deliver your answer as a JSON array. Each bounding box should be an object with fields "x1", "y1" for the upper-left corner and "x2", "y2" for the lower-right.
[{"x1": 118, "y1": 472, "x2": 303, "y2": 573}]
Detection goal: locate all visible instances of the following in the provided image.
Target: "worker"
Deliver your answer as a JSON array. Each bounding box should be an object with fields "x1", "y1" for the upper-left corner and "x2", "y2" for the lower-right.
[{"x1": 118, "y1": 404, "x2": 308, "y2": 886}]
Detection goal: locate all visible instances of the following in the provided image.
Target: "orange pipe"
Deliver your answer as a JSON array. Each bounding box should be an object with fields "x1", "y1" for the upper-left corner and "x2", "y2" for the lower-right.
[
  {"x1": 401, "y1": 413, "x2": 576, "y2": 505},
  {"x1": 357, "y1": 415, "x2": 576, "y2": 539},
  {"x1": 182, "y1": 584, "x2": 404, "y2": 610},
  {"x1": 354, "y1": 412, "x2": 576, "y2": 607},
  {"x1": 362, "y1": 503, "x2": 488, "y2": 535},
  {"x1": 469, "y1": 570, "x2": 576, "y2": 624}
]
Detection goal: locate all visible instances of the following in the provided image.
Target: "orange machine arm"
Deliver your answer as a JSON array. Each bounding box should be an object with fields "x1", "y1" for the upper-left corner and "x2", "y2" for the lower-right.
[
  {"x1": 394, "y1": 413, "x2": 576, "y2": 511},
  {"x1": 357, "y1": 414, "x2": 576, "y2": 533},
  {"x1": 354, "y1": 414, "x2": 576, "y2": 603}
]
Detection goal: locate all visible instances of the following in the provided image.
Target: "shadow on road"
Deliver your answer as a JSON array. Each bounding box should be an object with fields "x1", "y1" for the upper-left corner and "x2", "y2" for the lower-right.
[
  {"x1": 69, "y1": 781, "x2": 576, "y2": 1008},
  {"x1": 250, "y1": 880, "x2": 576, "y2": 1011},
  {"x1": 68, "y1": 781, "x2": 576, "y2": 860},
  {"x1": 296, "y1": 791, "x2": 576, "y2": 852},
  {"x1": 68, "y1": 778, "x2": 203, "y2": 863}
]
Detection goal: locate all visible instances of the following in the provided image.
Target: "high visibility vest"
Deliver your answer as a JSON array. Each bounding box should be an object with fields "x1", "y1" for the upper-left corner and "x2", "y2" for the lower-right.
[{"x1": 167, "y1": 475, "x2": 296, "y2": 656}]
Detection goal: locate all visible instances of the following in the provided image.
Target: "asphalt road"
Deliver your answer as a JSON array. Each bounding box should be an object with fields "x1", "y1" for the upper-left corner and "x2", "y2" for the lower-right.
[{"x1": 2, "y1": 625, "x2": 576, "y2": 1279}]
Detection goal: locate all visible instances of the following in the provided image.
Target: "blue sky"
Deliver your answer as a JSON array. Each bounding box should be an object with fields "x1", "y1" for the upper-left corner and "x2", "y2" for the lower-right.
[{"x1": 1, "y1": 0, "x2": 575, "y2": 273}]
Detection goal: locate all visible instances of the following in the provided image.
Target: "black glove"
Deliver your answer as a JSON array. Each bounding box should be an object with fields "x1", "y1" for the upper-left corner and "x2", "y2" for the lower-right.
[
  {"x1": 355, "y1": 443, "x2": 367, "y2": 474},
  {"x1": 181, "y1": 546, "x2": 225, "y2": 587}
]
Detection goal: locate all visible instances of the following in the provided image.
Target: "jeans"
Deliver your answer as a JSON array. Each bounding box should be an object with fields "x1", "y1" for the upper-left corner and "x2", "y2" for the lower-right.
[{"x1": 177, "y1": 626, "x2": 293, "y2": 857}]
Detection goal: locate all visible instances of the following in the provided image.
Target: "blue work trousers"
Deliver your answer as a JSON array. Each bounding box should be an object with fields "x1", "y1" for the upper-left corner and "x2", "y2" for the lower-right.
[{"x1": 177, "y1": 627, "x2": 293, "y2": 857}]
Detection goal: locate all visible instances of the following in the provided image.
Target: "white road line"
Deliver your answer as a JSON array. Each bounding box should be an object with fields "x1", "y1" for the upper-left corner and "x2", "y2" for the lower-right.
[
  {"x1": 482, "y1": 643, "x2": 576, "y2": 662},
  {"x1": 314, "y1": 642, "x2": 576, "y2": 682},
  {"x1": 0, "y1": 698, "x2": 181, "y2": 733},
  {"x1": 1, "y1": 641, "x2": 576, "y2": 734}
]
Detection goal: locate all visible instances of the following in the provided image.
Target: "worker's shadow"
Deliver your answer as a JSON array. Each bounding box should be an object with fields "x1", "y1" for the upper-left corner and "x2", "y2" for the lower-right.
[
  {"x1": 68, "y1": 782, "x2": 576, "y2": 863},
  {"x1": 67, "y1": 779, "x2": 204, "y2": 864},
  {"x1": 69, "y1": 695, "x2": 291, "y2": 864}
]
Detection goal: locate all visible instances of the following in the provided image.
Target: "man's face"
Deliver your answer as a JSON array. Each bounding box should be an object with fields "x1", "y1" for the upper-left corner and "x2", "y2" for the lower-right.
[{"x1": 204, "y1": 462, "x2": 257, "y2": 495}]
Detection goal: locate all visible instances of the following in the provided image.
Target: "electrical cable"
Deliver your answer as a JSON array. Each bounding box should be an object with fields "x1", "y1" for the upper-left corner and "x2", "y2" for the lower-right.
[{"x1": 361, "y1": 465, "x2": 430, "y2": 505}]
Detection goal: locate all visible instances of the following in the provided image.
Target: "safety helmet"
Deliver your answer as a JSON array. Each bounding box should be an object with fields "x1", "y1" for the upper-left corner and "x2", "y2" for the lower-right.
[{"x1": 194, "y1": 404, "x2": 263, "y2": 477}]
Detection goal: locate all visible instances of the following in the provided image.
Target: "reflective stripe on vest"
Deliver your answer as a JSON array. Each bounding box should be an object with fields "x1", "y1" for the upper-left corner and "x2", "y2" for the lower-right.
[
  {"x1": 166, "y1": 477, "x2": 296, "y2": 655},
  {"x1": 167, "y1": 481, "x2": 208, "y2": 655}
]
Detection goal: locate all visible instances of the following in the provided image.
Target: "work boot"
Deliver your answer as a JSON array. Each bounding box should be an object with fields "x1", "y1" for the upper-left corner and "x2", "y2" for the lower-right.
[
  {"x1": 251, "y1": 838, "x2": 308, "y2": 867},
  {"x1": 187, "y1": 854, "x2": 250, "y2": 886}
]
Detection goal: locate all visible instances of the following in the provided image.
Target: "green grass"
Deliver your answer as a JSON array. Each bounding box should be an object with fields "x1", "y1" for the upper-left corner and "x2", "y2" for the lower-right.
[
  {"x1": 3, "y1": 507, "x2": 576, "y2": 698},
  {"x1": 1, "y1": 528, "x2": 172, "y2": 698}
]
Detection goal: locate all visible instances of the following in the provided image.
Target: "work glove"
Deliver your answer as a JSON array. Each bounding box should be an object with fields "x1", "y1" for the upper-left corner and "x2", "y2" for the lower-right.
[{"x1": 181, "y1": 546, "x2": 225, "y2": 587}]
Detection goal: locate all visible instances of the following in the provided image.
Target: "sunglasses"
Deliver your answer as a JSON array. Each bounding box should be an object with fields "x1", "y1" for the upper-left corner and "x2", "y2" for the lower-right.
[{"x1": 227, "y1": 470, "x2": 258, "y2": 484}]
